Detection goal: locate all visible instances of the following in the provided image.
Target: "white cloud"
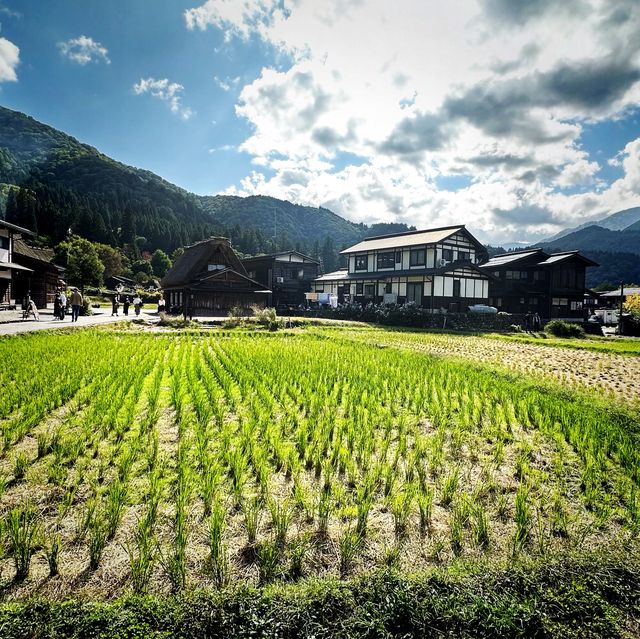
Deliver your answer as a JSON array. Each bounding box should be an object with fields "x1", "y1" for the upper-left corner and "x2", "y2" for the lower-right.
[
  {"x1": 58, "y1": 35, "x2": 110, "y2": 65},
  {"x1": 0, "y1": 36, "x2": 18, "y2": 82},
  {"x1": 133, "y1": 77, "x2": 195, "y2": 120},
  {"x1": 186, "y1": 0, "x2": 640, "y2": 242},
  {"x1": 214, "y1": 75, "x2": 240, "y2": 92}
]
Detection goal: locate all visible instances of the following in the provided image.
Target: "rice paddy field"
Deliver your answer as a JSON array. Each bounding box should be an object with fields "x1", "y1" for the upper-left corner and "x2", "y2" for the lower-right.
[{"x1": 0, "y1": 325, "x2": 639, "y2": 638}]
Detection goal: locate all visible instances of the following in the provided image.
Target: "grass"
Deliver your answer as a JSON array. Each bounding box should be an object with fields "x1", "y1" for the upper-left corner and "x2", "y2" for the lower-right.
[
  {"x1": 0, "y1": 552, "x2": 638, "y2": 638},
  {"x1": 0, "y1": 326, "x2": 638, "y2": 636}
]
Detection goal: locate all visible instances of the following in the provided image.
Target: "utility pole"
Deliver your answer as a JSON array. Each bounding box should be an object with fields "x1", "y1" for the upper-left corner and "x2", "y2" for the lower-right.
[{"x1": 618, "y1": 281, "x2": 624, "y2": 336}]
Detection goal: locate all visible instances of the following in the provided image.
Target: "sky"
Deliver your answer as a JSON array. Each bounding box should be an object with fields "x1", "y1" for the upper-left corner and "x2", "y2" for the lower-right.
[{"x1": 1, "y1": 0, "x2": 640, "y2": 245}]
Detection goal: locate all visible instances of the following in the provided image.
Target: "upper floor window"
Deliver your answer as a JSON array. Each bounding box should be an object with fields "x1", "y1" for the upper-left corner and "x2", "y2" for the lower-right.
[
  {"x1": 207, "y1": 263, "x2": 225, "y2": 271},
  {"x1": 395, "y1": 251, "x2": 402, "y2": 263},
  {"x1": 442, "y1": 248, "x2": 454, "y2": 262},
  {"x1": 355, "y1": 255, "x2": 368, "y2": 271},
  {"x1": 0, "y1": 236, "x2": 9, "y2": 250},
  {"x1": 377, "y1": 252, "x2": 395, "y2": 269},
  {"x1": 410, "y1": 248, "x2": 426, "y2": 266},
  {"x1": 458, "y1": 251, "x2": 470, "y2": 261}
]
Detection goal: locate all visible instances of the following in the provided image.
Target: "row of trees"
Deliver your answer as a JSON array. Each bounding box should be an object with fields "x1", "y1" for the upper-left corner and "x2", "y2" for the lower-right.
[
  {"x1": 4, "y1": 184, "x2": 345, "y2": 274},
  {"x1": 54, "y1": 236, "x2": 175, "y2": 291}
]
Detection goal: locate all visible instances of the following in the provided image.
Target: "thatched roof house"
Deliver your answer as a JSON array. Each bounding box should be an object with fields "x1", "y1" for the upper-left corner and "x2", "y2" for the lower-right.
[{"x1": 160, "y1": 237, "x2": 270, "y2": 315}]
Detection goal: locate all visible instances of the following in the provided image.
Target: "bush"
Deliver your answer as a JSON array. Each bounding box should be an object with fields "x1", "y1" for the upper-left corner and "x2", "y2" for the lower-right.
[
  {"x1": 81, "y1": 298, "x2": 93, "y2": 316},
  {"x1": 544, "y1": 319, "x2": 584, "y2": 338},
  {"x1": 251, "y1": 306, "x2": 283, "y2": 331}
]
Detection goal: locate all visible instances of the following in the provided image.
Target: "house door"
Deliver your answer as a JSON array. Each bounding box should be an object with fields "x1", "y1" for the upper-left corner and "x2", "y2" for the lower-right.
[
  {"x1": 453, "y1": 279, "x2": 461, "y2": 297},
  {"x1": 406, "y1": 282, "x2": 423, "y2": 305}
]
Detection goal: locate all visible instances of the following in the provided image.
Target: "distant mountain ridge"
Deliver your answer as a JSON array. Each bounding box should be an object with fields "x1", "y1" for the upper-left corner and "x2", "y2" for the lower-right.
[{"x1": 544, "y1": 206, "x2": 640, "y2": 242}]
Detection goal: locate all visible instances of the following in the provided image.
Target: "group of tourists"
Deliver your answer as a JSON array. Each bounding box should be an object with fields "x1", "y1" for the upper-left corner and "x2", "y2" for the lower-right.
[
  {"x1": 111, "y1": 293, "x2": 143, "y2": 316},
  {"x1": 53, "y1": 287, "x2": 84, "y2": 322}
]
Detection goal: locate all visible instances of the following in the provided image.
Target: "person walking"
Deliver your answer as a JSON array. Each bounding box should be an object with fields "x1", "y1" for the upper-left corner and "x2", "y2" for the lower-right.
[
  {"x1": 133, "y1": 294, "x2": 143, "y2": 316},
  {"x1": 59, "y1": 289, "x2": 67, "y2": 321},
  {"x1": 123, "y1": 296, "x2": 130, "y2": 316},
  {"x1": 111, "y1": 293, "x2": 120, "y2": 317},
  {"x1": 70, "y1": 287, "x2": 83, "y2": 322},
  {"x1": 53, "y1": 290, "x2": 61, "y2": 321}
]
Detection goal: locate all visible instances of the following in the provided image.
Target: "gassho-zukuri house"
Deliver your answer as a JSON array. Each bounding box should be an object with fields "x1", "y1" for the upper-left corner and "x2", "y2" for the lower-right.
[
  {"x1": 312, "y1": 225, "x2": 493, "y2": 312},
  {"x1": 160, "y1": 237, "x2": 270, "y2": 315}
]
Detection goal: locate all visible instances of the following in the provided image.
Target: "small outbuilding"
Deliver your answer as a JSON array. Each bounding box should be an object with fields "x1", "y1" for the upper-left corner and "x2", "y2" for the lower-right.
[{"x1": 160, "y1": 237, "x2": 270, "y2": 316}]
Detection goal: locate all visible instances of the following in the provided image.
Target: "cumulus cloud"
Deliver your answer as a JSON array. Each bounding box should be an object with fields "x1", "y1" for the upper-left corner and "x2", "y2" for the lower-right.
[
  {"x1": 185, "y1": 0, "x2": 640, "y2": 242},
  {"x1": 0, "y1": 36, "x2": 18, "y2": 82},
  {"x1": 133, "y1": 77, "x2": 194, "y2": 120},
  {"x1": 58, "y1": 35, "x2": 110, "y2": 65}
]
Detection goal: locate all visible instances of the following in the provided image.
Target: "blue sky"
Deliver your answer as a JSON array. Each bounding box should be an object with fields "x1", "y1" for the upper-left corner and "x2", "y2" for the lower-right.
[{"x1": 1, "y1": 0, "x2": 639, "y2": 244}]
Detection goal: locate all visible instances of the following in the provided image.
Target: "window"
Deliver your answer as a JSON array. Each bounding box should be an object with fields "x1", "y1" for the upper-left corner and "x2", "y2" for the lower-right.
[
  {"x1": 0, "y1": 236, "x2": 8, "y2": 250},
  {"x1": 385, "y1": 282, "x2": 392, "y2": 294},
  {"x1": 520, "y1": 297, "x2": 525, "y2": 304},
  {"x1": 364, "y1": 284, "x2": 375, "y2": 297},
  {"x1": 529, "y1": 297, "x2": 538, "y2": 306},
  {"x1": 410, "y1": 248, "x2": 426, "y2": 266},
  {"x1": 458, "y1": 251, "x2": 470, "y2": 261},
  {"x1": 297, "y1": 269, "x2": 304, "y2": 279},
  {"x1": 355, "y1": 255, "x2": 367, "y2": 271},
  {"x1": 377, "y1": 251, "x2": 395, "y2": 269},
  {"x1": 552, "y1": 297, "x2": 568, "y2": 306},
  {"x1": 406, "y1": 282, "x2": 423, "y2": 304},
  {"x1": 570, "y1": 301, "x2": 583, "y2": 311},
  {"x1": 356, "y1": 283, "x2": 363, "y2": 295},
  {"x1": 247, "y1": 270, "x2": 256, "y2": 279},
  {"x1": 493, "y1": 271, "x2": 500, "y2": 277},
  {"x1": 395, "y1": 251, "x2": 402, "y2": 263},
  {"x1": 442, "y1": 248, "x2": 453, "y2": 262},
  {"x1": 533, "y1": 270, "x2": 545, "y2": 281},
  {"x1": 520, "y1": 271, "x2": 528, "y2": 280},
  {"x1": 207, "y1": 263, "x2": 225, "y2": 271},
  {"x1": 506, "y1": 270, "x2": 515, "y2": 279},
  {"x1": 453, "y1": 280, "x2": 461, "y2": 297}
]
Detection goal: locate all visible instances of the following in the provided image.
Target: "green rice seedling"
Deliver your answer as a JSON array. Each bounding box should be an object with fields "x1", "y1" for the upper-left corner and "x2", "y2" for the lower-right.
[
  {"x1": 105, "y1": 479, "x2": 128, "y2": 539},
  {"x1": 13, "y1": 451, "x2": 29, "y2": 481},
  {"x1": 208, "y1": 498, "x2": 229, "y2": 588},
  {"x1": 338, "y1": 525, "x2": 362, "y2": 578},
  {"x1": 37, "y1": 431, "x2": 52, "y2": 458},
  {"x1": 390, "y1": 488, "x2": 413, "y2": 539},
  {"x1": 471, "y1": 503, "x2": 490, "y2": 548},
  {"x1": 440, "y1": 466, "x2": 460, "y2": 507},
  {"x1": 317, "y1": 487, "x2": 333, "y2": 537},
  {"x1": 0, "y1": 472, "x2": 6, "y2": 499},
  {"x1": 450, "y1": 498, "x2": 468, "y2": 555},
  {"x1": 288, "y1": 532, "x2": 311, "y2": 580},
  {"x1": 256, "y1": 538, "x2": 281, "y2": 585},
  {"x1": 381, "y1": 542, "x2": 401, "y2": 569},
  {"x1": 88, "y1": 517, "x2": 108, "y2": 570},
  {"x1": 127, "y1": 523, "x2": 156, "y2": 594},
  {"x1": 242, "y1": 495, "x2": 261, "y2": 546},
  {"x1": 7, "y1": 502, "x2": 40, "y2": 581},
  {"x1": 201, "y1": 464, "x2": 221, "y2": 518},
  {"x1": 418, "y1": 486, "x2": 434, "y2": 535},
  {"x1": 43, "y1": 528, "x2": 62, "y2": 577},
  {"x1": 268, "y1": 497, "x2": 292, "y2": 548},
  {"x1": 496, "y1": 492, "x2": 510, "y2": 522},
  {"x1": 513, "y1": 485, "x2": 532, "y2": 554}
]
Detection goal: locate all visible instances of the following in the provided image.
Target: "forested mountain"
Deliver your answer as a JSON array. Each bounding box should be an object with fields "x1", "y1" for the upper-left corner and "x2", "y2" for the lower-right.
[
  {"x1": 543, "y1": 206, "x2": 640, "y2": 242},
  {"x1": 0, "y1": 106, "x2": 413, "y2": 267}
]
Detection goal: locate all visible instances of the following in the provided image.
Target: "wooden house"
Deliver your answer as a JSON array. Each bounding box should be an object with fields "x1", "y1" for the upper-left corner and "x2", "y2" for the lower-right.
[
  {"x1": 311, "y1": 225, "x2": 492, "y2": 311},
  {"x1": 1, "y1": 219, "x2": 60, "y2": 309},
  {"x1": 160, "y1": 237, "x2": 270, "y2": 315},
  {"x1": 480, "y1": 249, "x2": 597, "y2": 320},
  {"x1": 241, "y1": 251, "x2": 320, "y2": 308}
]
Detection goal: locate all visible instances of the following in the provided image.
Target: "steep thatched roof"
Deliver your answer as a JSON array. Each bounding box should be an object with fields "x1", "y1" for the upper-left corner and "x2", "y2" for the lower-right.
[{"x1": 161, "y1": 237, "x2": 247, "y2": 288}]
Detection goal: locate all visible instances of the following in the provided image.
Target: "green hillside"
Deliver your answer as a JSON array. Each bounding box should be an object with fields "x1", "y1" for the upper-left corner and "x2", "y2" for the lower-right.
[{"x1": 0, "y1": 106, "x2": 412, "y2": 263}]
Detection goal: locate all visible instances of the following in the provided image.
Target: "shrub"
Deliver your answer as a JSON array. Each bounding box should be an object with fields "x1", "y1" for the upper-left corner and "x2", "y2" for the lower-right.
[{"x1": 545, "y1": 319, "x2": 585, "y2": 338}]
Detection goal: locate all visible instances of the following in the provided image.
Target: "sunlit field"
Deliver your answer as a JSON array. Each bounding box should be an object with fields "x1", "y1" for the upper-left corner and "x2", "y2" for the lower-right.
[{"x1": 0, "y1": 326, "x2": 639, "y2": 637}]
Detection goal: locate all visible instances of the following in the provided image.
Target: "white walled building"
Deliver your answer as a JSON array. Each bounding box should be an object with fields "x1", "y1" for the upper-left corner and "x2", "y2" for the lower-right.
[{"x1": 311, "y1": 225, "x2": 493, "y2": 312}]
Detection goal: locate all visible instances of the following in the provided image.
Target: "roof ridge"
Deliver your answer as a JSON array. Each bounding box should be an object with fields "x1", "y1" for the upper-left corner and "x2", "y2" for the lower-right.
[{"x1": 361, "y1": 224, "x2": 463, "y2": 241}]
